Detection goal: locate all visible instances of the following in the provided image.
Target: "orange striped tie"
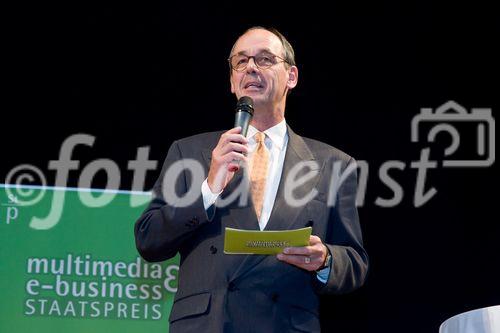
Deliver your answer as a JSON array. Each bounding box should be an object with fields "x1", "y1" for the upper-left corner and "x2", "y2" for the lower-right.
[{"x1": 250, "y1": 132, "x2": 269, "y2": 221}]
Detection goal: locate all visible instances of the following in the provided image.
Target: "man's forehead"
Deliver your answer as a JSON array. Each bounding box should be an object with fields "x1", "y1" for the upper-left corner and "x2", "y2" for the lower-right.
[{"x1": 232, "y1": 29, "x2": 283, "y2": 55}]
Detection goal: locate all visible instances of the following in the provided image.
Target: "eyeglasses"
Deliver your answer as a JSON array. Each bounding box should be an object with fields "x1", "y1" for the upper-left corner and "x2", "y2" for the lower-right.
[{"x1": 228, "y1": 52, "x2": 289, "y2": 71}]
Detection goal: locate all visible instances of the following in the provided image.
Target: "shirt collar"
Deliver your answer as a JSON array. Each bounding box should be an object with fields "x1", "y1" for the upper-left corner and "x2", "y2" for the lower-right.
[{"x1": 247, "y1": 119, "x2": 287, "y2": 151}]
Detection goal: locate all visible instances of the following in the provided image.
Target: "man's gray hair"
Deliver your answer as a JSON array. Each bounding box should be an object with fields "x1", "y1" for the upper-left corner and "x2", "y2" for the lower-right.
[{"x1": 230, "y1": 26, "x2": 296, "y2": 67}]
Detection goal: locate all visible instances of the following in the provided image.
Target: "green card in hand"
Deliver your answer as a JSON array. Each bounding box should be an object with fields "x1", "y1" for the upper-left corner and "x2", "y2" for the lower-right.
[{"x1": 223, "y1": 227, "x2": 312, "y2": 255}]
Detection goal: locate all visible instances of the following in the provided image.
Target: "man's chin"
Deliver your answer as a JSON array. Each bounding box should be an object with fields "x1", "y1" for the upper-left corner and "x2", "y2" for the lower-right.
[{"x1": 240, "y1": 91, "x2": 267, "y2": 103}]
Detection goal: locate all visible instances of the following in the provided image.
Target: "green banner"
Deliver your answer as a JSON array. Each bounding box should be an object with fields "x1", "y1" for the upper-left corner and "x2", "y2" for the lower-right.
[{"x1": 0, "y1": 185, "x2": 177, "y2": 333}]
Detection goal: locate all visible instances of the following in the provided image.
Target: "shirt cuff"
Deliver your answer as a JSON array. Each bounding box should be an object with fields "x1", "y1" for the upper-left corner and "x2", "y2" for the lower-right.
[
  {"x1": 201, "y1": 178, "x2": 222, "y2": 210},
  {"x1": 316, "y1": 266, "x2": 331, "y2": 284}
]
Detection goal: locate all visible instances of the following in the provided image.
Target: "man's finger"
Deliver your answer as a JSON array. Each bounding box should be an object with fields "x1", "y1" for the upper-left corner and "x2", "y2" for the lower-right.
[
  {"x1": 277, "y1": 254, "x2": 318, "y2": 266},
  {"x1": 309, "y1": 235, "x2": 321, "y2": 244},
  {"x1": 220, "y1": 142, "x2": 249, "y2": 155},
  {"x1": 283, "y1": 246, "x2": 313, "y2": 256},
  {"x1": 222, "y1": 133, "x2": 248, "y2": 145},
  {"x1": 226, "y1": 126, "x2": 242, "y2": 134}
]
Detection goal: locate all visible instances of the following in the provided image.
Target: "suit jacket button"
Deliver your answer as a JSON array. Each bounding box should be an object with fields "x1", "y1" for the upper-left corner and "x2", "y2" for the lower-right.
[
  {"x1": 271, "y1": 293, "x2": 279, "y2": 302},
  {"x1": 210, "y1": 245, "x2": 217, "y2": 254},
  {"x1": 228, "y1": 282, "x2": 237, "y2": 291}
]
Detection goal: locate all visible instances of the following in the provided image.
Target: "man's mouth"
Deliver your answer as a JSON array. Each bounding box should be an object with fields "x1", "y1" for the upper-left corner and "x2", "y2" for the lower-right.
[{"x1": 243, "y1": 82, "x2": 264, "y2": 90}]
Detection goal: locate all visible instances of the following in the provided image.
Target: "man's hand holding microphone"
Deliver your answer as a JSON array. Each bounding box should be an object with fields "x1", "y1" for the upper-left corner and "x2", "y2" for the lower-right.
[{"x1": 207, "y1": 96, "x2": 254, "y2": 194}]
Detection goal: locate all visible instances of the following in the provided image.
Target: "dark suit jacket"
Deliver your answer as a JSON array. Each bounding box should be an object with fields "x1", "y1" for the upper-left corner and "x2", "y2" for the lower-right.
[{"x1": 134, "y1": 125, "x2": 368, "y2": 333}]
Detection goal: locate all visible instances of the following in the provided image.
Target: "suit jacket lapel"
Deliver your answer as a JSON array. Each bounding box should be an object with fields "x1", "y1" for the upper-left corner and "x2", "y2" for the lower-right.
[
  {"x1": 264, "y1": 125, "x2": 320, "y2": 231},
  {"x1": 221, "y1": 168, "x2": 260, "y2": 231}
]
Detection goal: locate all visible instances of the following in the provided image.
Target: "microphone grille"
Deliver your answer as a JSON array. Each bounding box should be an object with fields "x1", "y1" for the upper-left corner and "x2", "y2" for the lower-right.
[{"x1": 236, "y1": 96, "x2": 254, "y2": 114}]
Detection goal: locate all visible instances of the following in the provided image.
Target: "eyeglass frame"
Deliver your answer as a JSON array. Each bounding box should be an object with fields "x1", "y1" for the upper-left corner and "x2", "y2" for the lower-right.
[{"x1": 227, "y1": 51, "x2": 291, "y2": 72}]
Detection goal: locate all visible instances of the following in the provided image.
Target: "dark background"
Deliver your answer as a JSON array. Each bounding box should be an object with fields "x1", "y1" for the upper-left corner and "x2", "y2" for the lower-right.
[{"x1": 3, "y1": 1, "x2": 498, "y2": 332}]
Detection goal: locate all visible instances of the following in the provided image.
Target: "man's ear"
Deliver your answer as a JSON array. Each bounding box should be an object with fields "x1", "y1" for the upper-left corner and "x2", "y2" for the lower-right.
[{"x1": 287, "y1": 66, "x2": 299, "y2": 89}]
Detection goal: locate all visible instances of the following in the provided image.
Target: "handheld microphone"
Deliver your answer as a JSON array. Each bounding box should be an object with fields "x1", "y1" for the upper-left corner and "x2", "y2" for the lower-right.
[
  {"x1": 234, "y1": 96, "x2": 254, "y2": 137},
  {"x1": 231, "y1": 96, "x2": 254, "y2": 171}
]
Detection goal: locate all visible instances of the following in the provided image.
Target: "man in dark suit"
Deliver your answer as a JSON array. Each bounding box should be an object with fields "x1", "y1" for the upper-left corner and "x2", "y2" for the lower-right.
[{"x1": 134, "y1": 26, "x2": 368, "y2": 332}]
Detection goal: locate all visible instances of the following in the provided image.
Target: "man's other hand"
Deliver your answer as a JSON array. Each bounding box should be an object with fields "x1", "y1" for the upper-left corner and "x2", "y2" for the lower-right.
[{"x1": 276, "y1": 235, "x2": 328, "y2": 271}]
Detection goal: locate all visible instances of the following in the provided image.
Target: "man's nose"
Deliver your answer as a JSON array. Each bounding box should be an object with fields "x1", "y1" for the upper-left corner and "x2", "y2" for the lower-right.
[{"x1": 245, "y1": 57, "x2": 259, "y2": 73}]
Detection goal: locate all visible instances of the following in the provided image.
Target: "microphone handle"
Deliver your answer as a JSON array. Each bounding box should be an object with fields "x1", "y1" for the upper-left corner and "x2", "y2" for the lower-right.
[
  {"x1": 232, "y1": 110, "x2": 253, "y2": 169},
  {"x1": 234, "y1": 110, "x2": 252, "y2": 137}
]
